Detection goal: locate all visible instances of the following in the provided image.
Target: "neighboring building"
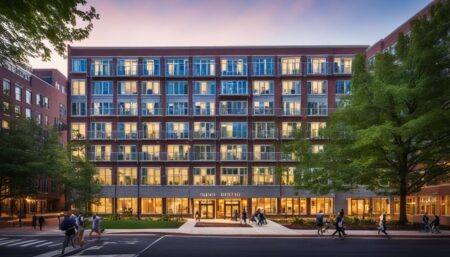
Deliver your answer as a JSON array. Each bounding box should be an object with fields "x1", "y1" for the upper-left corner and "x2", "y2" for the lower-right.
[{"x1": 0, "y1": 62, "x2": 67, "y2": 214}]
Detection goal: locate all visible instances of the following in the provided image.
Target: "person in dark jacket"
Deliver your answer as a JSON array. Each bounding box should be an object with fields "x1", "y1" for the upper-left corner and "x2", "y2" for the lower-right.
[
  {"x1": 316, "y1": 210, "x2": 324, "y2": 237},
  {"x1": 60, "y1": 214, "x2": 77, "y2": 254},
  {"x1": 431, "y1": 214, "x2": 440, "y2": 233},
  {"x1": 38, "y1": 216, "x2": 45, "y2": 231},
  {"x1": 241, "y1": 209, "x2": 247, "y2": 224},
  {"x1": 32, "y1": 214, "x2": 37, "y2": 230},
  {"x1": 377, "y1": 213, "x2": 391, "y2": 239},
  {"x1": 339, "y1": 209, "x2": 347, "y2": 236},
  {"x1": 422, "y1": 212, "x2": 430, "y2": 232},
  {"x1": 331, "y1": 212, "x2": 344, "y2": 239}
]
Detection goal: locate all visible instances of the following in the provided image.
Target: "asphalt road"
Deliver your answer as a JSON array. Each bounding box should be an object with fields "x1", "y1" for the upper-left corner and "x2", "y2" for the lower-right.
[{"x1": 1, "y1": 235, "x2": 449, "y2": 257}]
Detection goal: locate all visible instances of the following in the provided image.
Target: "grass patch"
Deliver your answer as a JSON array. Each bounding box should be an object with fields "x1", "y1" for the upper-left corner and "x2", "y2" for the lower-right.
[{"x1": 86, "y1": 219, "x2": 184, "y2": 229}]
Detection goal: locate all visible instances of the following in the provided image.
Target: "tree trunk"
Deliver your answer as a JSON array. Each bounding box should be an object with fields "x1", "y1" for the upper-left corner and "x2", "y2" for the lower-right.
[{"x1": 398, "y1": 174, "x2": 408, "y2": 224}]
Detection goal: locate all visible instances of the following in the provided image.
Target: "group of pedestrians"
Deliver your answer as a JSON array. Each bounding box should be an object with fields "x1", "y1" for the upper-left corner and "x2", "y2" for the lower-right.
[
  {"x1": 59, "y1": 212, "x2": 102, "y2": 255},
  {"x1": 31, "y1": 214, "x2": 45, "y2": 231},
  {"x1": 422, "y1": 212, "x2": 440, "y2": 233},
  {"x1": 251, "y1": 209, "x2": 268, "y2": 226}
]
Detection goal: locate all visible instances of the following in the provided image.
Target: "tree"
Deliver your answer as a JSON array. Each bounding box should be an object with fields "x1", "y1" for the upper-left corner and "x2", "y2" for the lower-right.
[
  {"x1": 0, "y1": 0, "x2": 99, "y2": 66},
  {"x1": 287, "y1": 1, "x2": 450, "y2": 224}
]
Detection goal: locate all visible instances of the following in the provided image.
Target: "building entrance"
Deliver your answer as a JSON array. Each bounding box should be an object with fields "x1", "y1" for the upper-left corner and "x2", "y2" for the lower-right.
[
  {"x1": 199, "y1": 200, "x2": 215, "y2": 219},
  {"x1": 224, "y1": 200, "x2": 240, "y2": 219}
]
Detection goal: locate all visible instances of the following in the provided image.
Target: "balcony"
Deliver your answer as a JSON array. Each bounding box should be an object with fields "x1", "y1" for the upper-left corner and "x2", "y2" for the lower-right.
[
  {"x1": 253, "y1": 107, "x2": 275, "y2": 116},
  {"x1": 139, "y1": 152, "x2": 160, "y2": 161},
  {"x1": 219, "y1": 107, "x2": 248, "y2": 116},
  {"x1": 220, "y1": 152, "x2": 248, "y2": 161},
  {"x1": 283, "y1": 108, "x2": 302, "y2": 116},
  {"x1": 191, "y1": 152, "x2": 216, "y2": 161},
  {"x1": 253, "y1": 152, "x2": 276, "y2": 161},
  {"x1": 166, "y1": 131, "x2": 189, "y2": 140},
  {"x1": 117, "y1": 107, "x2": 138, "y2": 116},
  {"x1": 192, "y1": 131, "x2": 216, "y2": 139},
  {"x1": 88, "y1": 131, "x2": 113, "y2": 140},
  {"x1": 253, "y1": 130, "x2": 277, "y2": 139},
  {"x1": 141, "y1": 107, "x2": 162, "y2": 116},
  {"x1": 90, "y1": 107, "x2": 114, "y2": 116},
  {"x1": 306, "y1": 61, "x2": 331, "y2": 75},
  {"x1": 307, "y1": 107, "x2": 328, "y2": 116},
  {"x1": 89, "y1": 152, "x2": 112, "y2": 162},
  {"x1": 167, "y1": 152, "x2": 190, "y2": 161},
  {"x1": 116, "y1": 131, "x2": 139, "y2": 140},
  {"x1": 140, "y1": 130, "x2": 160, "y2": 140},
  {"x1": 116, "y1": 152, "x2": 138, "y2": 161}
]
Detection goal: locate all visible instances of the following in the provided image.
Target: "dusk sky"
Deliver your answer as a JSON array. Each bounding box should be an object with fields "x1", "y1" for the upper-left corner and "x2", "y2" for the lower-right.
[{"x1": 30, "y1": 0, "x2": 431, "y2": 76}]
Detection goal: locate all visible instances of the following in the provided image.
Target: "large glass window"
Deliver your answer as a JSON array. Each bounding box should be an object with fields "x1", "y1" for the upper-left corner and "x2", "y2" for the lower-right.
[
  {"x1": 91, "y1": 101, "x2": 113, "y2": 116},
  {"x1": 307, "y1": 101, "x2": 328, "y2": 116},
  {"x1": 118, "y1": 145, "x2": 137, "y2": 161},
  {"x1": 282, "y1": 122, "x2": 301, "y2": 139},
  {"x1": 117, "y1": 122, "x2": 138, "y2": 139},
  {"x1": 193, "y1": 168, "x2": 216, "y2": 185},
  {"x1": 91, "y1": 59, "x2": 112, "y2": 76},
  {"x1": 221, "y1": 167, "x2": 247, "y2": 185},
  {"x1": 2, "y1": 79, "x2": 10, "y2": 96},
  {"x1": 91, "y1": 198, "x2": 113, "y2": 214},
  {"x1": 142, "y1": 101, "x2": 160, "y2": 116},
  {"x1": 307, "y1": 122, "x2": 326, "y2": 139},
  {"x1": 118, "y1": 101, "x2": 138, "y2": 116},
  {"x1": 252, "y1": 167, "x2": 275, "y2": 185},
  {"x1": 167, "y1": 145, "x2": 190, "y2": 161},
  {"x1": 72, "y1": 58, "x2": 87, "y2": 73},
  {"x1": 117, "y1": 167, "x2": 138, "y2": 185},
  {"x1": 71, "y1": 122, "x2": 86, "y2": 139},
  {"x1": 336, "y1": 80, "x2": 352, "y2": 95},
  {"x1": 141, "y1": 198, "x2": 163, "y2": 214},
  {"x1": 282, "y1": 167, "x2": 296, "y2": 185},
  {"x1": 166, "y1": 122, "x2": 189, "y2": 139},
  {"x1": 118, "y1": 81, "x2": 138, "y2": 95},
  {"x1": 219, "y1": 101, "x2": 248, "y2": 115},
  {"x1": 141, "y1": 168, "x2": 161, "y2": 185},
  {"x1": 220, "y1": 122, "x2": 248, "y2": 138},
  {"x1": 221, "y1": 144, "x2": 248, "y2": 161},
  {"x1": 143, "y1": 58, "x2": 160, "y2": 76},
  {"x1": 282, "y1": 80, "x2": 301, "y2": 95},
  {"x1": 253, "y1": 100, "x2": 274, "y2": 115},
  {"x1": 280, "y1": 57, "x2": 301, "y2": 75},
  {"x1": 142, "y1": 122, "x2": 160, "y2": 139},
  {"x1": 71, "y1": 101, "x2": 86, "y2": 116},
  {"x1": 193, "y1": 57, "x2": 215, "y2": 76},
  {"x1": 166, "y1": 168, "x2": 188, "y2": 185},
  {"x1": 71, "y1": 80, "x2": 86, "y2": 96},
  {"x1": 221, "y1": 57, "x2": 247, "y2": 76},
  {"x1": 94, "y1": 167, "x2": 112, "y2": 185},
  {"x1": 193, "y1": 122, "x2": 215, "y2": 139},
  {"x1": 281, "y1": 198, "x2": 307, "y2": 215},
  {"x1": 90, "y1": 122, "x2": 112, "y2": 139},
  {"x1": 254, "y1": 122, "x2": 276, "y2": 139},
  {"x1": 166, "y1": 198, "x2": 189, "y2": 214},
  {"x1": 420, "y1": 196, "x2": 437, "y2": 214},
  {"x1": 117, "y1": 58, "x2": 138, "y2": 76},
  {"x1": 91, "y1": 145, "x2": 111, "y2": 161},
  {"x1": 141, "y1": 145, "x2": 160, "y2": 161},
  {"x1": 193, "y1": 101, "x2": 215, "y2": 116},
  {"x1": 372, "y1": 198, "x2": 391, "y2": 215},
  {"x1": 92, "y1": 81, "x2": 113, "y2": 95},
  {"x1": 25, "y1": 90, "x2": 32, "y2": 104},
  {"x1": 193, "y1": 81, "x2": 215, "y2": 95},
  {"x1": 307, "y1": 80, "x2": 328, "y2": 95},
  {"x1": 307, "y1": 57, "x2": 328, "y2": 75},
  {"x1": 310, "y1": 198, "x2": 333, "y2": 215},
  {"x1": 252, "y1": 57, "x2": 274, "y2": 76},
  {"x1": 166, "y1": 58, "x2": 189, "y2": 76},
  {"x1": 253, "y1": 80, "x2": 274, "y2": 95},
  {"x1": 142, "y1": 81, "x2": 160, "y2": 95},
  {"x1": 220, "y1": 81, "x2": 248, "y2": 95},
  {"x1": 167, "y1": 81, "x2": 188, "y2": 95},
  {"x1": 117, "y1": 198, "x2": 138, "y2": 214},
  {"x1": 192, "y1": 145, "x2": 215, "y2": 161},
  {"x1": 252, "y1": 198, "x2": 277, "y2": 214},
  {"x1": 283, "y1": 100, "x2": 301, "y2": 115},
  {"x1": 253, "y1": 145, "x2": 275, "y2": 161},
  {"x1": 333, "y1": 57, "x2": 352, "y2": 74},
  {"x1": 166, "y1": 101, "x2": 188, "y2": 116}
]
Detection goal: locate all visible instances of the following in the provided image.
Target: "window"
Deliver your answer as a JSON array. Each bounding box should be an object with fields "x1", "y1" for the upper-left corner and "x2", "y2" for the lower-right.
[
  {"x1": 192, "y1": 145, "x2": 215, "y2": 161},
  {"x1": 283, "y1": 100, "x2": 301, "y2": 115},
  {"x1": 282, "y1": 167, "x2": 296, "y2": 185},
  {"x1": 220, "y1": 81, "x2": 248, "y2": 95},
  {"x1": 307, "y1": 122, "x2": 326, "y2": 139},
  {"x1": 117, "y1": 198, "x2": 138, "y2": 214},
  {"x1": 142, "y1": 101, "x2": 160, "y2": 116},
  {"x1": 280, "y1": 57, "x2": 301, "y2": 75},
  {"x1": 117, "y1": 122, "x2": 138, "y2": 139},
  {"x1": 91, "y1": 59, "x2": 112, "y2": 76},
  {"x1": 166, "y1": 101, "x2": 188, "y2": 116},
  {"x1": 71, "y1": 101, "x2": 86, "y2": 116},
  {"x1": 253, "y1": 81, "x2": 274, "y2": 95},
  {"x1": 141, "y1": 81, "x2": 160, "y2": 95},
  {"x1": 253, "y1": 100, "x2": 274, "y2": 115},
  {"x1": 92, "y1": 81, "x2": 113, "y2": 95},
  {"x1": 221, "y1": 144, "x2": 248, "y2": 161},
  {"x1": 117, "y1": 58, "x2": 138, "y2": 76},
  {"x1": 282, "y1": 122, "x2": 301, "y2": 138},
  {"x1": 118, "y1": 81, "x2": 138, "y2": 95},
  {"x1": 118, "y1": 145, "x2": 137, "y2": 161},
  {"x1": 221, "y1": 167, "x2": 247, "y2": 185},
  {"x1": 15, "y1": 86, "x2": 22, "y2": 101},
  {"x1": 141, "y1": 198, "x2": 163, "y2": 214},
  {"x1": 71, "y1": 79, "x2": 86, "y2": 96},
  {"x1": 312, "y1": 144, "x2": 324, "y2": 153},
  {"x1": 142, "y1": 122, "x2": 160, "y2": 139},
  {"x1": 221, "y1": 57, "x2": 247, "y2": 76},
  {"x1": 167, "y1": 81, "x2": 188, "y2": 95},
  {"x1": 311, "y1": 198, "x2": 333, "y2": 215},
  {"x1": 282, "y1": 80, "x2": 301, "y2": 95},
  {"x1": 94, "y1": 167, "x2": 112, "y2": 185},
  {"x1": 118, "y1": 101, "x2": 137, "y2": 116},
  {"x1": 166, "y1": 168, "x2": 188, "y2": 185},
  {"x1": 281, "y1": 198, "x2": 307, "y2": 215},
  {"x1": 91, "y1": 145, "x2": 111, "y2": 161},
  {"x1": 91, "y1": 101, "x2": 113, "y2": 115},
  {"x1": 420, "y1": 196, "x2": 437, "y2": 214},
  {"x1": 14, "y1": 105, "x2": 21, "y2": 116},
  {"x1": 25, "y1": 108, "x2": 31, "y2": 119},
  {"x1": 142, "y1": 58, "x2": 160, "y2": 76},
  {"x1": 193, "y1": 101, "x2": 215, "y2": 116},
  {"x1": 193, "y1": 81, "x2": 215, "y2": 95},
  {"x1": 167, "y1": 145, "x2": 190, "y2": 161},
  {"x1": 35, "y1": 113, "x2": 41, "y2": 125},
  {"x1": 72, "y1": 58, "x2": 87, "y2": 73},
  {"x1": 307, "y1": 57, "x2": 328, "y2": 75},
  {"x1": 193, "y1": 122, "x2": 215, "y2": 139},
  {"x1": 254, "y1": 122, "x2": 276, "y2": 139},
  {"x1": 336, "y1": 80, "x2": 352, "y2": 94},
  {"x1": 166, "y1": 122, "x2": 189, "y2": 139},
  {"x1": 307, "y1": 102, "x2": 328, "y2": 116},
  {"x1": 307, "y1": 81, "x2": 327, "y2": 94},
  {"x1": 193, "y1": 57, "x2": 215, "y2": 76},
  {"x1": 90, "y1": 122, "x2": 112, "y2": 139},
  {"x1": 253, "y1": 57, "x2": 274, "y2": 76},
  {"x1": 2, "y1": 101, "x2": 9, "y2": 113},
  {"x1": 220, "y1": 122, "x2": 248, "y2": 138},
  {"x1": 2, "y1": 79, "x2": 11, "y2": 96},
  {"x1": 166, "y1": 198, "x2": 189, "y2": 214},
  {"x1": 25, "y1": 90, "x2": 32, "y2": 104},
  {"x1": 252, "y1": 198, "x2": 277, "y2": 214},
  {"x1": 141, "y1": 168, "x2": 160, "y2": 185},
  {"x1": 219, "y1": 101, "x2": 248, "y2": 115},
  {"x1": 372, "y1": 198, "x2": 391, "y2": 215},
  {"x1": 2, "y1": 120, "x2": 9, "y2": 129},
  {"x1": 43, "y1": 97, "x2": 49, "y2": 109},
  {"x1": 193, "y1": 168, "x2": 215, "y2": 185},
  {"x1": 333, "y1": 57, "x2": 352, "y2": 74},
  {"x1": 118, "y1": 167, "x2": 138, "y2": 185},
  {"x1": 166, "y1": 58, "x2": 189, "y2": 76},
  {"x1": 252, "y1": 167, "x2": 275, "y2": 185},
  {"x1": 91, "y1": 198, "x2": 113, "y2": 214},
  {"x1": 36, "y1": 94, "x2": 42, "y2": 106},
  {"x1": 71, "y1": 123, "x2": 86, "y2": 139},
  {"x1": 141, "y1": 145, "x2": 160, "y2": 161},
  {"x1": 253, "y1": 145, "x2": 275, "y2": 161},
  {"x1": 71, "y1": 145, "x2": 86, "y2": 160}
]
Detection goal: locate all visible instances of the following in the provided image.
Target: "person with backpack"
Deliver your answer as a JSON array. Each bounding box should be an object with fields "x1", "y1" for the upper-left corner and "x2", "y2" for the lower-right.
[
  {"x1": 331, "y1": 212, "x2": 344, "y2": 239},
  {"x1": 316, "y1": 210, "x2": 324, "y2": 236},
  {"x1": 75, "y1": 213, "x2": 85, "y2": 246},
  {"x1": 60, "y1": 214, "x2": 77, "y2": 255},
  {"x1": 377, "y1": 213, "x2": 391, "y2": 239},
  {"x1": 38, "y1": 215, "x2": 45, "y2": 231}
]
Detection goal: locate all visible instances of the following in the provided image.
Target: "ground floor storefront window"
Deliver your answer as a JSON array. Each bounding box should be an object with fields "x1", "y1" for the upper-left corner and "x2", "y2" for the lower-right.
[
  {"x1": 252, "y1": 198, "x2": 277, "y2": 214},
  {"x1": 406, "y1": 197, "x2": 417, "y2": 215},
  {"x1": 216, "y1": 199, "x2": 248, "y2": 219},
  {"x1": 117, "y1": 198, "x2": 138, "y2": 215},
  {"x1": 420, "y1": 196, "x2": 437, "y2": 214},
  {"x1": 141, "y1": 198, "x2": 163, "y2": 214},
  {"x1": 280, "y1": 198, "x2": 306, "y2": 215},
  {"x1": 166, "y1": 198, "x2": 189, "y2": 215},
  {"x1": 311, "y1": 198, "x2": 333, "y2": 215},
  {"x1": 441, "y1": 196, "x2": 450, "y2": 215},
  {"x1": 91, "y1": 198, "x2": 113, "y2": 214}
]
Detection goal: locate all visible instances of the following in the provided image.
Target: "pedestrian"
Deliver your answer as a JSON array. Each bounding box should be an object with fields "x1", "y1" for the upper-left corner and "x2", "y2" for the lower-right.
[
  {"x1": 331, "y1": 212, "x2": 344, "y2": 239},
  {"x1": 60, "y1": 213, "x2": 77, "y2": 255},
  {"x1": 241, "y1": 209, "x2": 247, "y2": 224},
  {"x1": 38, "y1": 215, "x2": 45, "y2": 231},
  {"x1": 339, "y1": 208, "x2": 347, "y2": 236},
  {"x1": 75, "y1": 213, "x2": 85, "y2": 246},
  {"x1": 89, "y1": 215, "x2": 101, "y2": 239},
  {"x1": 32, "y1": 214, "x2": 37, "y2": 230},
  {"x1": 234, "y1": 209, "x2": 239, "y2": 222},
  {"x1": 316, "y1": 210, "x2": 324, "y2": 236},
  {"x1": 195, "y1": 210, "x2": 200, "y2": 222},
  {"x1": 422, "y1": 212, "x2": 430, "y2": 232},
  {"x1": 377, "y1": 213, "x2": 391, "y2": 239},
  {"x1": 430, "y1": 214, "x2": 440, "y2": 233}
]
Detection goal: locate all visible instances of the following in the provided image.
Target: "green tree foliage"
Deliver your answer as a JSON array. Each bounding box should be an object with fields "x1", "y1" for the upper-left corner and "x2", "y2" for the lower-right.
[
  {"x1": 0, "y1": 0, "x2": 99, "y2": 66},
  {"x1": 286, "y1": 2, "x2": 450, "y2": 224}
]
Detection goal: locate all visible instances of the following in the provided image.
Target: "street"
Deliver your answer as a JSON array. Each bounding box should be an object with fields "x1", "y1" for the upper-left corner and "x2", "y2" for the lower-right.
[{"x1": 0, "y1": 235, "x2": 449, "y2": 257}]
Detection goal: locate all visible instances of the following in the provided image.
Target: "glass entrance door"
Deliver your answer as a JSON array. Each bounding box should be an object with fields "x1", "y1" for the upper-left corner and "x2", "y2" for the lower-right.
[
  {"x1": 198, "y1": 200, "x2": 215, "y2": 219},
  {"x1": 224, "y1": 200, "x2": 240, "y2": 219}
]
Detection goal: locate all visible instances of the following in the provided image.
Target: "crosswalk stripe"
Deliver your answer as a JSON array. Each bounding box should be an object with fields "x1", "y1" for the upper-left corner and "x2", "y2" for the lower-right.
[
  {"x1": 47, "y1": 243, "x2": 60, "y2": 247},
  {"x1": 20, "y1": 240, "x2": 47, "y2": 247},
  {"x1": 0, "y1": 238, "x2": 9, "y2": 241},
  {"x1": 34, "y1": 241, "x2": 54, "y2": 247},
  {"x1": 0, "y1": 239, "x2": 21, "y2": 245},
  {"x1": 6, "y1": 240, "x2": 37, "y2": 246}
]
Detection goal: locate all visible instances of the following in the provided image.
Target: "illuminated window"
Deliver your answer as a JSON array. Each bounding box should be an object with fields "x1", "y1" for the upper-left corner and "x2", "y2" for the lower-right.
[
  {"x1": 141, "y1": 145, "x2": 160, "y2": 161},
  {"x1": 91, "y1": 198, "x2": 113, "y2": 214},
  {"x1": 283, "y1": 100, "x2": 301, "y2": 116},
  {"x1": 221, "y1": 57, "x2": 247, "y2": 76},
  {"x1": 166, "y1": 168, "x2": 188, "y2": 185},
  {"x1": 166, "y1": 198, "x2": 189, "y2": 214},
  {"x1": 281, "y1": 167, "x2": 296, "y2": 185},
  {"x1": 167, "y1": 145, "x2": 190, "y2": 161},
  {"x1": 307, "y1": 57, "x2": 328, "y2": 75},
  {"x1": 117, "y1": 122, "x2": 138, "y2": 139},
  {"x1": 117, "y1": 101, "x2": 137, "y2": 116},
  {"x1": 91, "y1": 145, "x2": 111, "y2": 161},
  {"x1": 141, "y1": 168, "x2": 160, "y2": 185},
  {"x1": 117, "y1": 167, "x2": 137, "y2": 185},
  {"x1": 221, "y1": 144, "x2": 248, "y2": 161},
  {"x1": 143, "y1": 58, "x2": 160, "y2": 76},
  {"x1": 141, "y1": 198, "x2": 163, "y2": 214},
  {"x1": 141, "y1": 81, "x2": 160, "y2": 95},
  {"x1": 117, "y1": 198, "x2": 138, "y2": 214},
  {"x1": 311, "y1": 198, "x2": 333, "y2": 215},
  {"x1": 280, "y1": 57, "x2": 301, "y2": 75},
  {"x1": 90, "y1": 122, "x2": 112, "y2": 139},
  {"x1": 118, "y1": 145, "x2": 137, "y2": 161},
  {"x1": 254, "y1": 122, "x2": 276, "y2": 139},
  {"x1": 220, "y1": 167, "x2": 248, "y2": 185},
  {"x1": 282, "y1": 122, "x2": 301, "y2": 139},
  {"x1": 94, "y1": 167, "x2": 112, "y2": 185},
  {"x1": 253, "y1": 145, "x2": 275, "y2": 161},
  {"x1": 253, "y1": 81, "x2": 274, "y2": 95},
  {"x1": 142, "y1": 122, "x2": 160, "y2": 139},
  {"x1": 282, "y1": 80, "x2": 301, "y2": 95},
  {"x1": 252, "y1": 167, "x2": 275, "y2": 185},
  {"x1": 333, "y1": 57, "x2": 352, "y2": 74},
  {"x1": 71, "y1": 122, "x2": 86, "y2": 139},
  {"x1": 141, "y1": 101, "x2": 160, "y2": 116},
  {"x1": 307, "y1": 122, "x2": 326, "y2": 139},
  {"x1": 118, "y1": 81, "x2": 138, "y2": 95},
  {"x1": 117, "y1": 58, "x2": 138, "y2": 76},
  {"x1": 166, "y1": 58, "x2": 188, "y2": 76},
  {"x1": 193, "y1": 122, "x2": 215, "y2": 139},
  {"x1": 193, "y1": 168, "x2": 216, "y2": 185},
  {"x1": 281, "y1": 198, "x2": 307, "y2": 215},
  {"x1": 166, "y1": 122, "x2": 189, "y2": 139},
  {"x1": 307, "y1": 81, "x2": 327, "y2": 94},
  {"x1": 253, "y1": 100, "x2": 274, "y2": 115},
  {"x1": 91, "y1": 59, "x2": 112, "y2": 76},
  {"x1": 193, "y1": 101, "x2": 215, "y2": 116},
  {"x1": 71, "y1": 79, "x2": 86, "y2": 96},
  {"x1": 193, "y1": 81, "x2": 215, "y2": 95},
  {"x1": 252, "y1": 198, "x2": 277, "y2": 214}
]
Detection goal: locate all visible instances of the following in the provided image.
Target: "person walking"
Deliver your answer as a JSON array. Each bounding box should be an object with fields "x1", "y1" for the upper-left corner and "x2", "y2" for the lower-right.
[
  {"x1": 339, "y1": 209, "x2": 347, "y2": 236},
  {"x1": 316, "y1": 210, "x2": 324, "y2": 236},
  {"x1": 75, "y1": 213, "x2": 85, "y2": 246},
  {"x1": 32, "y1": 214, "x2": 37, "y2": 230},
  {"x1": 377, "y1": 213, "x2": 391, "y2": 239},
  {"x1": 422, "y1": 212, "x2": 430, "y2": 232},
  {"x1": 331, "y1": 212, "x2": 344, "y2": 239},
  {"x1": 89, "y1": 215, "x2": 101, "y2": 239},
  {"x1": 431, "y1": 214, "x2": 440, "y2": 233},
  {"x1": 241, "y1": 209, "x2": 247, "y2": 224},
  {"x1": 234, "y1": 209, "x2": 239, "y2": 222},
  {"x1": 38, "y1": 215, "x2": 45, "y2": 231},
  {"x1": 195, "y1": 210, "x2": 200, "y2": 222},
  {"x1": 60, "y1": 214, "x2": 77, "y2": 255}
]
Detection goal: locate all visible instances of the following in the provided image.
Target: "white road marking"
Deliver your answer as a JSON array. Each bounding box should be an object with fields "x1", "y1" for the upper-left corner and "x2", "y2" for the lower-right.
[
  {"x1": 134, "y1": 236, "x2": 166, "y2": 257},
  {"x1": 0, "y1": 239, "x2": 21, "y2": 245},
  {"x1": 0, "y1": 238, "x2": 9, "y2": 241},
  {"x1": 20, "y1": 240, "x2": 47, "y2": 247},
  {"x1": 47, "y1": 243, "x2": 60, "y2": 247},
  {"x1": 34, "y1": 241, "x2": 54, "y2": 247},
  {"x1": 6, "y1": 240, "x2": 37, "y2": 246}
]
